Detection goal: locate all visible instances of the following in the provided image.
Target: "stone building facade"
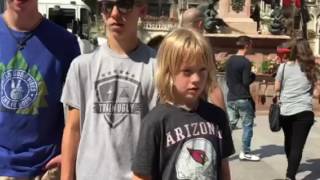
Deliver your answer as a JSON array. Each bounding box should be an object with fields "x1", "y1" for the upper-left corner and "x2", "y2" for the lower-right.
[{"x1": 141, "y1": 0, "x2": 320, "y2": 56}]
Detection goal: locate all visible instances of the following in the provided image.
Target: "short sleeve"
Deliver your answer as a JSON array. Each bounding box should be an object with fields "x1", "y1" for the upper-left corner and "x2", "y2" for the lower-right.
[
  {"x1": 60, "y1": 60, "x2": 81, "y2": 109},
  {"x1": 147, "y1": 58, "x2": 159, "y2": 111},
  {"x1": 68, "y1": 35, "x2": 81, "y2": 60},
  {"x1": 275, "y1": 63, "x2": 285, "y2": 81},
  {"x1": 131, "y1": 110, "x2": 161, "y2": 176},
  {"x1": 220, "y1": 112, "x2": 235, "y2": 159}
]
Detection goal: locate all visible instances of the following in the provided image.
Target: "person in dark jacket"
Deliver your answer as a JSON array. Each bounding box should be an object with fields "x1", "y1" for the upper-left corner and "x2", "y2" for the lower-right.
[{"x1": 225, "y1": 36, "x2": 260, "y2": 161}]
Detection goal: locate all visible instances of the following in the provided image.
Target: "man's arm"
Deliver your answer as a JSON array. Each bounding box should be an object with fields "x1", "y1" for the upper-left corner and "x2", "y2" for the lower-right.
[
  {"x1": 242, "y1": 62, "x2": 256, "y2": 85},
  {"x1": 221, "y1": 159, "x2": 231, "y2": 180},
  {"x1": 61, "y1": 107, "x2": 81, "y2": 180}
]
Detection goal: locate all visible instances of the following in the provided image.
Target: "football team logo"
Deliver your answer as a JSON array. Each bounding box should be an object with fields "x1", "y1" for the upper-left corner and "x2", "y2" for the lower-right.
[
  {"x1": 175, "y1": 138, "x2": 217, "y2": 180},
  {"x1": 187, "y1": 148, "x2": 209, "y2": 165}
]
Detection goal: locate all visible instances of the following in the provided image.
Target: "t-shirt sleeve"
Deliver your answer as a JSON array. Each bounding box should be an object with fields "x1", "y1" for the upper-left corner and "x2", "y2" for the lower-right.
[
  {"x1": 147, "y1": 58, "x2": 159, "y2": 111},
  {"x1": 61, "y1": 35, "x2": 81, "y2": 80},
  {"x1": 132, "y1": 110, "x2": 161, "y2": 176},
  {"x1": 275, "y1": 63, "x2": 284, "y2": 81},
  {"x1": 220, "y1": 112, "x2": 235, "y2": 159},
  {"x1": 69, "y1": 35, "x2": 81, "y2": 59},
  {"x1": 60, "y1": 60, "x2": 81, "y2": 109}
]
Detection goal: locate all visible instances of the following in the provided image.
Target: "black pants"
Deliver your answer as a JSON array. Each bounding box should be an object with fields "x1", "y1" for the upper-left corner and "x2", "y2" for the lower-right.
[{"x1": 280, "y1": 111, "x2": 314, "y2": 180}]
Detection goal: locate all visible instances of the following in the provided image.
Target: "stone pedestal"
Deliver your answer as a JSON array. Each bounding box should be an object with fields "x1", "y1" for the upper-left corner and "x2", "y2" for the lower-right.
[
  {"x1": 218, "y1": 0, "x2": 257, "y2": 34},
  {"x1": 222, "y1": 18, "x2": 258, "y2": 34}
]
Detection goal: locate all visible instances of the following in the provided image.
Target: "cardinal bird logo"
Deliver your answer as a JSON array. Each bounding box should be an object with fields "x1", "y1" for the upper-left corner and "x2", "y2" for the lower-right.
[{"x1": 187, "y1": 148, "x2": 208, "y2": 165}]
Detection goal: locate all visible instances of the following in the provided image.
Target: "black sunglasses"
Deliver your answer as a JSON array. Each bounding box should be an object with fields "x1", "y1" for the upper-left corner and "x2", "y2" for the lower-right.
[{"x1": 99, "y1": 1, "x2": 135, "y2": 14}]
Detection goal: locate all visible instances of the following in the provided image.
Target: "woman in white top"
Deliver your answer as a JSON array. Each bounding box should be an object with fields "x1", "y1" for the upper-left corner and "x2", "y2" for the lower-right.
[{"x1": 274, "y1": 38, "x2": 320, "y2": 180}]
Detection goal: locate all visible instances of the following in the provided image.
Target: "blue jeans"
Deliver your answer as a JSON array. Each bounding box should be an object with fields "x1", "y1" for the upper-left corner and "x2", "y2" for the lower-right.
[{"x1": 227, "y1": 99, "x2": 255, "y2": 153}]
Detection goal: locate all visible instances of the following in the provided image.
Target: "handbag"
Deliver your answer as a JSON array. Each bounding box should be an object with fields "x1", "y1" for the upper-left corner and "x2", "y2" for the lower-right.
[
  {"x1": 269, "y1": 102, "x2": 281, "y2": 132},
  {"x1": 268, "y1": 64, "x2": 285, "y2": 132}
]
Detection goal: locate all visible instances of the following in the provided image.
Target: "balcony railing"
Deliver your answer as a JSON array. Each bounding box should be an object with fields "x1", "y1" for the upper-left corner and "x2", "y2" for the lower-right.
[{"x1": 139, "y1": 16, "x2": 179, "y2": 31}]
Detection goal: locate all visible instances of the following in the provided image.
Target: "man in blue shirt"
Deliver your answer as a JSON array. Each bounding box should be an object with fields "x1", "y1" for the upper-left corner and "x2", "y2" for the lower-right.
[{"x1": 0, "y1": 0, "x2": 80, "y2": 179}]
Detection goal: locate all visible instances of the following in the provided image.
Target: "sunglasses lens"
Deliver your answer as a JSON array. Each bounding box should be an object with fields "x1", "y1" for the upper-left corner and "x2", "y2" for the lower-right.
[
  {"x1": 117, "y1": 1, "x2": 133, "y2": 13},
  {"x1": 100, "y1": 1, "x2": 133, "y2": 14},
  {"x1": 118, "y1": 7, "x2": 129, "y2": 14},
  {"x1": 101, "y1": 2, "x2": 114, "y2": 13}
]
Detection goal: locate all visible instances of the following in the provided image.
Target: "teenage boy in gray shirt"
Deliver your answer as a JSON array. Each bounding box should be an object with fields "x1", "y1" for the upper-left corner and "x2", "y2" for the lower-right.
[{"x1": 60, "y1": 0, "x2": 157, "y2": 179}]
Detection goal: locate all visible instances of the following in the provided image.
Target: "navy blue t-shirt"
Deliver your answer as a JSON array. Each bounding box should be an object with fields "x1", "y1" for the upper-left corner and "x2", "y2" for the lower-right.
[
  {"x1": 0, "y1": 15, "x2": 80, "y2": 177},
  {"x1": 132, "y1": 101, "x2": 235, "y2": 180},
  {"x1": 225, "y1": 55, "x2": 256, "y2": 101}
]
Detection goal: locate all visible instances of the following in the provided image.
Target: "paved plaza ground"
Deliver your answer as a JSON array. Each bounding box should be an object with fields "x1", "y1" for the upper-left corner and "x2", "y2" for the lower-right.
[{"x1": 229, "y1": 115, "x2": 320, "y2": 180}]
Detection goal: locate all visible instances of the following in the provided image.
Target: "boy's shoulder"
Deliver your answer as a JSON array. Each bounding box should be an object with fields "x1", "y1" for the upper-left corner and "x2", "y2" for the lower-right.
[
  {"x1": 200, "y1": 100, "x2": 225, "y2": 113},
  {"x1": 71, "y1": 47, "x2": 100, "y2": 65},
  {"x1": 131, "y1": 42, "x2": 156, "y2": 64},
  {"x1": 198, "y1": 100, "x2": 227, "y2": 124},
  {"x1": 40, "y1": 19, "x2": 77, "y2": 41},
  {"x1": 70, "y1": 43, "x2": 156, "y2": 70},
  {"x1": 148, "y1": 103, "x2": 175, "y2": 116},
  {"x1": 139, "y1": 43, "x2": 156, "y2": 57},
  {"x1": 143, "y1": 103, "x2": 177, "y2": 122}
]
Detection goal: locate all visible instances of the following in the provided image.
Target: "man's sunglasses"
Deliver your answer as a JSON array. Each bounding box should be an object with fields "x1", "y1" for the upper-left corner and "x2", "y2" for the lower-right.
[{"x1": 99, "y1": 1, "x2": 135, "y2": 14}]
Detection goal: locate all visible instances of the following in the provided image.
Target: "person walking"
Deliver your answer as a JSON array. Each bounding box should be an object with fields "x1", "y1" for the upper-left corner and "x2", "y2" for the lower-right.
[
  {"x1": 60, "y1": 0, "x2": 157, "y2": 179},
  {"x1": 0, "y1": 0, "x2": 80, "y2": 179},
  {"x1": 132, "y1": 28, "x2": 234, "y2": 180},
  {"x1": 274, "y1": 38, "x2": 319, "y2": 180},
  {"x1": 225, "y1": 36, "x2": 260, "y2": 161},
  {"x1": 181, "y1": 7, "x2": 226, "y2": 111}
]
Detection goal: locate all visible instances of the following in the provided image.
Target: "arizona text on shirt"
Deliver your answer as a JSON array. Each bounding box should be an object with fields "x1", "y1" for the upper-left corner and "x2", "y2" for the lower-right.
[{"x1": 166, "y1": 121, "x2": 222, "y2": 147}]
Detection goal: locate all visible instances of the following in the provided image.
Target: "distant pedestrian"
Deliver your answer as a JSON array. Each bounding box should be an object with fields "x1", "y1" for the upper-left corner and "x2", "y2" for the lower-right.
[
  {"x1": 274, "y1": 38, "x2": 319, "y2": 180},
  {"x1": 225, "y1": 36, "x2": 260, "y2": 161}
]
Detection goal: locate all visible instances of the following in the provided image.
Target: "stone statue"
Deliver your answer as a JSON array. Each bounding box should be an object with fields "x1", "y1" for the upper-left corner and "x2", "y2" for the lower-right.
[
  {"x1": 269, "y1": 6, "x2": 286, "y2": 35},
  {"x1": 203, "y1": 0, "x2": 222, "y2": 33}
]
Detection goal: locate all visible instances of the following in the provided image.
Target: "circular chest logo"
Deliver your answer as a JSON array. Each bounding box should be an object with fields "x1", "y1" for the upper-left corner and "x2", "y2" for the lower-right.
[{"x1": 1, "y1": 70, "x2": 38, "y2": 109}]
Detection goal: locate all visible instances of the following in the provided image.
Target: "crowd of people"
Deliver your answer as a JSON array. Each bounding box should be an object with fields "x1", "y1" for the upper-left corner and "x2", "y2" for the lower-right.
[{"x1": 0, "y1": 0, "x2": 319, "y2": 180}]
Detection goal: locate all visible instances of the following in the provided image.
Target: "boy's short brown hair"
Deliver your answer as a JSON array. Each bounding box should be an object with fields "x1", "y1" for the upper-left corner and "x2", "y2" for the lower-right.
[{"x1": 236, "y1": 36, "x2": 252, "y2": 49}]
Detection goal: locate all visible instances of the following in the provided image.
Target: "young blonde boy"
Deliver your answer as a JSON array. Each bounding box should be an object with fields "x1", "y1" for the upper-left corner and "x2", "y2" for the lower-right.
[{"x1": 132, "y1": 28, "x2": 234, "y2": 180}]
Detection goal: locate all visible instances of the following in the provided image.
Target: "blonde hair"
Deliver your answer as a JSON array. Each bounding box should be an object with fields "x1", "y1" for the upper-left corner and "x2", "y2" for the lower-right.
[{"x1": 156, "y1": 28, "x2": 216, "y2": 103}]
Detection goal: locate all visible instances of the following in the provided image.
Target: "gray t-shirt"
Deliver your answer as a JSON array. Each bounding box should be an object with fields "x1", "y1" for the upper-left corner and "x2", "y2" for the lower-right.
[
  {"x1": 61, "y1": 42, "x2": 157, "y2": 180},
  {"x1": 276, "y1": 63, "x2": 313, "y2": 116}
]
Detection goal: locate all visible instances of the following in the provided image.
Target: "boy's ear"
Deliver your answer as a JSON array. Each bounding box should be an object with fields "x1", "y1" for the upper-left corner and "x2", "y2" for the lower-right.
[{"x1": 198, "y1": 20, "x2": 204, "y2": 31}]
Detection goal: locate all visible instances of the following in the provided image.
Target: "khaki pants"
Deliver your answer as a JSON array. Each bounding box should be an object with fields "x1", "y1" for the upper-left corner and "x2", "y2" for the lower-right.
[{"x1": 0, "y1": 167, "x2": 60, "y2": 180}]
